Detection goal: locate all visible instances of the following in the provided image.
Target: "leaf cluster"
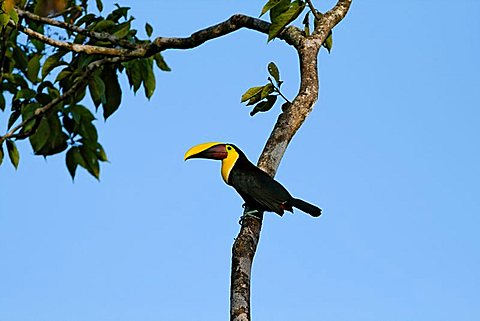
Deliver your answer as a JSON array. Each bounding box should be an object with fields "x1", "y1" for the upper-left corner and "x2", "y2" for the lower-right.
[
  {"x1": 241, "y1": 62, "x2": 290, "y2": 116},
  {"x1": 0, "y1": 0, "x2": 170, "y2": 179}
]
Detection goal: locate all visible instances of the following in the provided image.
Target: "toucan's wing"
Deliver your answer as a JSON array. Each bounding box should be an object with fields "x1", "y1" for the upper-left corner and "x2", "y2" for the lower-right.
[{"x1": 229, "y1": 167, "x2": 292, "y2": 215}]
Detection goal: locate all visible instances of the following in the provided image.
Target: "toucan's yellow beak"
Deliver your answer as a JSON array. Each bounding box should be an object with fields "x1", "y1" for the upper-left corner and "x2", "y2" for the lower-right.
[{"x1": 184, "y1": 142, "x2": 227, "y2": 161}]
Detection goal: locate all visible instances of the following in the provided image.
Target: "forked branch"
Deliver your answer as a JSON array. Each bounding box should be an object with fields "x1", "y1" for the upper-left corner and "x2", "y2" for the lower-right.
[{"x1": 230, "y1": 1, "x2": 352, "y2": 320}]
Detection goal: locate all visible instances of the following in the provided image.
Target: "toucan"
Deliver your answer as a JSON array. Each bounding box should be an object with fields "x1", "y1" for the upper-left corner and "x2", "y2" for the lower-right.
[{"x1": 184, "y1": 142, "x2": 321, "y2": 217}]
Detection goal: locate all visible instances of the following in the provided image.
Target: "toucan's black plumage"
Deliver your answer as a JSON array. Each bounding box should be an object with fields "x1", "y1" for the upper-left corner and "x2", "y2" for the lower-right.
[{"x1": 184, "y1": 142, "x2": 321, "y2": 217}]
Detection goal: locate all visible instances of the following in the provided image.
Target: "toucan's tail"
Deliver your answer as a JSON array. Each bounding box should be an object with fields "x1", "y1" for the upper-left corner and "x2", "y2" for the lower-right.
[{"x1": 291, "y1": 198, "x2": 322, "y2": 217}]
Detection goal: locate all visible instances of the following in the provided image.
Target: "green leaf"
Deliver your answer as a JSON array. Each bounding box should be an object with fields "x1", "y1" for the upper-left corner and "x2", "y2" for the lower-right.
[
  {"x1": 71, "y1": 105, "x2": 95, "y2": 123},
  {"x1": 302, "y1": 11, "x2": 310, "y2": 36},
  {"x1": 55, "y1": 69, "x2": 72, "y2": 83},
  {"x1": 75, "y1": 13, "x2": 98, "y2": 27},
  {"x1": 323, "y1": 30, "x2": 333, "y2": 53},
  {"x1": 0, "y1": 13, "x2": 9, "y2": 27},
  {"x1": 8, "y1": 110, "x2": 21, "y2": 129},
  {"x1": 241, "y1": 86, "x2": 265, "y2": 103},
  {"x1": 12, "y1": 46, "x2": 28, "y2": 72},
  {"x1": 26, "y1": 54, "x2": 41, "y2": 83},
  {"x1": 124, "y1": 60, "x2": 142, "y2": 92},
  {"x1": 268, "y1": 0, "x2": 305, "y2": 42},
  {"x1": 96, "y1": 143, "x2": 108, "y2": 162},
  {"x1": 88, "y1": 73, "x2": 106, "y2": 108},
  {"x1": 91, "y1": 19, "x2": 115, "y2": 32},
  {"x1": 66, "y1": 147, "x2": 82, "y2": 179},
  {"x1": 62, "y1": 114, "x2": 75, "y2": 133},
  {"x1": 154, "y1": 53, "x2": 171, "y2": 71},
  {"x1": 8, "y1": 7, "x2": 19, "y2": 25},
  {"x1": 141, "y1": 58, "x2": 155, "y2": 99},
  {"x1": 101, "y1": 66, "x2": 122, "y2": 120},
  {"x1": 250, "y1": 95, "x2": 277, "y2": 116},
  {"x1": 269, "y1": 0, "x2": 291, "y2": 21},
  {"x1": 95, "y1": 0, "x2": 103, "y2": 12},
  {"x1": 42, "y1": 51, "x2": 68, "y2": 79},
  {"x1": 261, "y1": 0, "x2": 283, "y2": 17},
  {"x1": 0, "y1": 93, "x2": 5, "y2": 111},
  {"x1": 112, "y1": 21, "x2": 131, "y2": 39},
  {"x1": 15, "y1": 88, "x2": 36, "y2": 100},
  {"x1": 246, "y1": 92, "x2": 263, "y2": 106},
  {"x1": 6, "y1": 139, "x2": 19, "y2": 169},
  {"x1": 267, "y1": 62, "x2": 280, "y2": 84},
  {"x1": 145, "y1": 22, "x2": 153, "y2": 37},
  {"x1": 261, "y1": 83, "x2": 274, "y2": 99},
  {"x1": 30, "y1": 114, "x2": 68, "y2": 156},
  {"x1": 78, "y1": 120, "x2": 98, "y2": 142},
  {"x1": 80, "y1": 145, "x2": 100, "y2": 179},
  {"x1": 29, "y1": 117, "x2": 50, "y2": 153}
]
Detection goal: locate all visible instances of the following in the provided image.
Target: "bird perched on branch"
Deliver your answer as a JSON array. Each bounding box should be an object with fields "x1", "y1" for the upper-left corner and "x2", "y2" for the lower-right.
[{"x1": 184, "y1": 142, "x2": 321, "y2": 217}]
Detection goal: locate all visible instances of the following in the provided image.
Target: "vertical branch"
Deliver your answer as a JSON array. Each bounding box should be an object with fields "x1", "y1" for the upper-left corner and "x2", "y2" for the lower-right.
[
  {"x1": 230, "y1": 1, "x2": 351, "y2": 320},
  {"x1": 230, "y1": 44, "x2": 320, "y2": 321}
]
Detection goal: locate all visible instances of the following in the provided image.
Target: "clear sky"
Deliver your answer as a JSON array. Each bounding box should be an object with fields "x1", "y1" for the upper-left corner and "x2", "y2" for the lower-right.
[{"x1": 1, "y1": 1, "x2": 479, "y2": 320}]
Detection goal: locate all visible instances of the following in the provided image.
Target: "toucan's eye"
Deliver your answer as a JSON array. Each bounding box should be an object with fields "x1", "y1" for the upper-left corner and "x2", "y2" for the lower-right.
[{"x1": 227, "y1": 146, "x2": 232, "y2": 151}]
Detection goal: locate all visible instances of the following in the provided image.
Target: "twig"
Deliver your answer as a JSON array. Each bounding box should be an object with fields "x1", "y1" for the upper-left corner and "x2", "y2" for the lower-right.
[
  {"x1": 14, "y1": 21, "x2": 145, "y2": 57},
  {"x1": 17, "y1": 8, "x2": 138, "y2": 49},
  {"x1": 47, "y1": 6, "x2": 80, "y2": 18},
  {"x1": 268, "y1": 77, "x2": 292, "y2": 104},
  {"x1": 306, "y1": 0, "x2": 322, "y2": 21}
]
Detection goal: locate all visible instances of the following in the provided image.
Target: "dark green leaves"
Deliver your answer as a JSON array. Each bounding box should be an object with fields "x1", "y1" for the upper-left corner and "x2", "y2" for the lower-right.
[
  {"x1": 145, "y1": 23, "x2": 153, "y2": 37},
  {"x1": 26, "y1": 54, "x2": 41, "y2": 83},
  {"x1": 28, "y1": 113, "x2": 68, "y2": 156},
  {"x1": 241, "y1": 86, "x2": 265, "y2": 104},
  {"x1": 154, "y1": 53, "x2": 171, "y2": 72},
  {"x1": 65, "y1": 143, "x2": 107, "y2": 180},
  {"x1": 95, "y1": 0, "x2": 103, "y2": 12},
  {"x1": 6, "y1": 139, "x2": 19, "y2": 169},
  {"x1": 268, "y1": 62, "x2": 280, "y2": 84},
  {"x1": 88, "y1": 72, "x2": 106, "y2": 108},
  {"x1": 42, "y1": 51, "x2": 68, "y2": 79},
  {"x1": 100, "y1": 66, "x2": 122, "y2": 120},
  {"x1": 241, "y1": 62, "x2": 289, "y2": 116},
  {"x1": 250, "y1": 95, "x2": 277, "y2": 116},
  {"x1": 124, "y1": 58, "x2": 157, "y2": 98},
  {"x1": 323, "y1": 30, "x2": 333, "y2": 53},
  {"x1": 262, "y1": 0, "x2": 305, "y2": 41},
  {"x1": 0, "y1": 1, "x2": 169, "y2": 180},
  {"x1": 268, "y1": 1, "x2": 305, "y2": 41}
]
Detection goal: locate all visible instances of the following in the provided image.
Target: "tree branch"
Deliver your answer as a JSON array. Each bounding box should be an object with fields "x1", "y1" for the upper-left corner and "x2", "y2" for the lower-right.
[
  {"x1": 230, "y1": 1, "x2": 352, "y2": 320},
  {"x1": 149, "y1": 14, "x2": 304, "y2": 52},
  {"x1": 15, "y1": 22, "x2": 145, "y2": 57},
  {"x1": 16, "y1": 8, "x2": 138, "y2": 49},
  {"x1": 0, "y1": 56, "x2": 128, "y2": 144}
]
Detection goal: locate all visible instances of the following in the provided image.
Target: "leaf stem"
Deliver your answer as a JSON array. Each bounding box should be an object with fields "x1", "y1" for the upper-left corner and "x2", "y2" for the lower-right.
[{"x1": 268, "y1": 77, "x2": 291, "y2": 104}]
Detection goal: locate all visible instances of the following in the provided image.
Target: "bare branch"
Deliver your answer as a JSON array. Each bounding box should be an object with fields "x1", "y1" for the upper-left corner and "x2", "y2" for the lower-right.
[{"x1": 16, "y1": 8, "x2": 138, "y2": 49}]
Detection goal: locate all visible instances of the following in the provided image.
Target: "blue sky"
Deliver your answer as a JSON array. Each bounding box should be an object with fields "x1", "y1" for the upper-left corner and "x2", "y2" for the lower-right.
[{"x1": 1, "y1": 1, "x2": 479, "y2": 320}]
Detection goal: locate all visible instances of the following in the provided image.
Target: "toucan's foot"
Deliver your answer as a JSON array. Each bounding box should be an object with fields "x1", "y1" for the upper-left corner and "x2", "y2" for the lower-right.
[{"x1": 239, "y1": 206, "x2": 262, "y2": 225}]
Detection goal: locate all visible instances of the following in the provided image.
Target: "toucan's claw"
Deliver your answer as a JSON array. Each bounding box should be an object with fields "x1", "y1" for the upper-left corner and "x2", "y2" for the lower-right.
[{"x1": 239, "y1": 208, "x2": 262, "y2": 225}]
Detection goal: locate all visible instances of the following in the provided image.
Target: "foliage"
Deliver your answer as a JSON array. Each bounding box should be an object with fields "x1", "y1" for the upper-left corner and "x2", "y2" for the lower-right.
[
  {"x1": 0, "y1": 0, "x2": 336, "y2": 179},
  {"x1": 0, "y1": 0, "x2": 169, "y2": 179}
]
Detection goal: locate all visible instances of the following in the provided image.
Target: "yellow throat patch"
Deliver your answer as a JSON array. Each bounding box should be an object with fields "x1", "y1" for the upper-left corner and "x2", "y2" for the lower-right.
[{"x1": 221, "y1": 144, "x2": 239, "y2": 184}]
